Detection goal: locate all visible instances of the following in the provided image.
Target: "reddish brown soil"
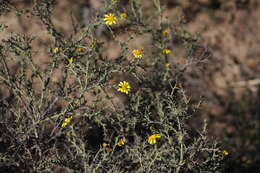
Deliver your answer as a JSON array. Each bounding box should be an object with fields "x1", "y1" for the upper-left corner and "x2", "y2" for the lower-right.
[{"x1": 1, "y1": 0, "x2": 260, "y2": 172}]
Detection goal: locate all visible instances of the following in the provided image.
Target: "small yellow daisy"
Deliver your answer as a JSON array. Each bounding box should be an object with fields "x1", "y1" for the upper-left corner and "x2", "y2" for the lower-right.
[
  {"x1": 120, "y1": 13, "x2": 127, "y2": 19},
  {"x1": 75, "y1": 47, "x2": 85, "y2": 53},
  {"x1": 162, "y1": 48, "x2": 172, "y2": 54},
  {"x1": 132, "y1": 48, "x2": 143, "y2": 58},
  {"x1": 101, "y1": 142, "x2": 113, "y2": 152},
  {"x1": 218, "y1": 149, "x2": 229, "y2": 156},
  {"x1": 52, "y1": 47, "x2": 60, "y2": 54},
  {"x1": 165, "y1": 63, "x2": 171, "y2": 68},
  {"x1": 102, "y1": 142, "x2": 109, "y2": 148},
  {"x1": 68, "y1": 57, "x2": 74, "y2": 65},
  {"x1": 117, "y1": 138, "x2": 126, "y2": 146},
  {"x1": 222, "y1": 150, "x2": 229, "y2": 156},
  {"x1": 89, "y1": 42, "x2": 95, "y2": 49},
  {"x1": 61, "y1": 116, "x2": 73, "y2": 128},
  {"x1": 117, "y1": 81, "x2": 131, "y2": 94},
  {"x1": 103, "y1": 13, "x2": 118, "y2": 26},
  {"x1": 112, "y1": 34, "x2": 117, "y2": 38},
  {"x1": 162, "y1": 30, "x2": 169, "y2": 36},
  {"x1": 148, "y1": 134, "x2": 161, "y2": 144}
]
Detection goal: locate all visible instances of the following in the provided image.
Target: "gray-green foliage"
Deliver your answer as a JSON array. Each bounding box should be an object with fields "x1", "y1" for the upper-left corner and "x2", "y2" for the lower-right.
[{"x1": 0, "y1": 0, "x2": 224, "y2": 172}]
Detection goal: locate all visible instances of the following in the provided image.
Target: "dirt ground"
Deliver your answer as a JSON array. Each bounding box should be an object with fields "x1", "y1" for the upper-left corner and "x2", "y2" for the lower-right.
[
  {"x1": 182, "y1": 0, "x2": 260, "y2": 130},
  {"x1": 1, "y1": 0, "x2": 260, "y2": 172}
]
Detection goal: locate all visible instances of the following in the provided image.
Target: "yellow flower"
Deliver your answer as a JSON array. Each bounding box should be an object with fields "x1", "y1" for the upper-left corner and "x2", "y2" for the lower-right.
[
  {"x1": 52, "y1": 47, "x2": 60, "y2": 54},
  {"x1": 89, "y1": 42, "x2": 95, "y2": 49},
  {"x1": 68, "y1": 57, "x2": 74, "y2": 65},
  {"x1": 118, "y1": 81, "x2": 131, "y2": 94},
  {"x1": 120, "y1": 13, "x2": 127, "y2": 19},
  {"x1": 148, "y1": 134, "x2": 161, "y2": 144},
  {"x1": 101, "y1": 142, "x2": 113, "y2": 152},
  {"x1": 165, "y1": 63, "x2": 171, "y2": 68},
  {"x1": 132, "y1": 48, "x2": 143, "y2": 58},
  {"x1": 102, "y1": 142, "x2": 109, "y2": 148},
  {"x1": 219, "y1": 149, "x2": 229, "y2": 156},
  {"x1": 117, "y1": 138, "x2": 126, "y2": 146},
  {"x1": 61, "y1": 116, "x2": 73, "y2": 128},
  {"x1": 75, "y1": 47, "x2": 85, "y2": 53},
  {"x1": 162, "y1": 48, "x2": 172, "y2": 54},
  {"x1": 112, "y1": 34, "x2": 117, "y2": 38},
  {"x1": 162, "y1": 30, "x2": 169, "y2": 36},
  {"x1": 103, "y1": 13, "x2": 118, "y2": 26},
  {"x1": 222, "y1": 150, "x2": 229, "y2": 156}
]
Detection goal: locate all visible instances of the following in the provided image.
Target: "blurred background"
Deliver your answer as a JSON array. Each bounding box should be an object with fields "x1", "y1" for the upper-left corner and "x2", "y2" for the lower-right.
[{"x1": 1, "y1": 0, "x2": 260, "y2": 172}]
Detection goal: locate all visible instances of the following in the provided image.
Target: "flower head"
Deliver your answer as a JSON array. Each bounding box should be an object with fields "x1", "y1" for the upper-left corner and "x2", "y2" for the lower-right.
[
  {"x1": 162, "y1": 48, "x2": 172, "y2": 54},
  {"x1": 103, "y1": 13, "x2": 118, "y2": 26},
  {"x1": 219, "y1": 149, "x2": 229, "y2": 156},
  {"x1": 61, "y1": 116, "x2": 73, "y2": 128},
  {"x1": 89, "y1": 42, "x2": 95, "y2": 49},
  {"x1": 117, "y1": 138, "x2": 126, "y2": 146},
  {"x1": 165, "y1": 63, "x2": 171, "y2": 68},
  {"x1": 101, "y1": 142, "x2": 113, "y2": 152},
  {"x1": 52, "y1": 47, "x2": 60, "y2": 54},
  {"x1": 68, "y1": 57, "x2": 74, "y2": 65},
  {"x1": 112, "y1": 34, "x2": 117, "y2": 39},
  {"x1": 102, "y1": 142, "x2": 109, "y2": 148},
  {"x1": 75, "y1": 47, "x2": 85, "y2": 53},
  {"x1": 162, "y1": 30, "x2": 169, "y2": 36},
  {"x1": 118, "y1": 81, "x2": 131, "y2": 94},
  {"x1": 120, "y1": 13, "x2": 127, "y2": 19},
  {"x1": 132, "y1": 48, "x2": 143, "y2": 58},
  {"x1": 148, "y1": 134, "x2": 161, "y2": 144}
]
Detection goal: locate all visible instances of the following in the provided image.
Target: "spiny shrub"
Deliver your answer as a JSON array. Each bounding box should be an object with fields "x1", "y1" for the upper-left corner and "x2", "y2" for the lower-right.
[{"x1": 0, "y1": 0, "x2": 226, "y2": 172}]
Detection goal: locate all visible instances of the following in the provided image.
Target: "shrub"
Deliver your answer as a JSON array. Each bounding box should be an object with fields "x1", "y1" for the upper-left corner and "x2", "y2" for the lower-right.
[{"x1": 0, "y1": 0, "x2": 225, "y2": 172}]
